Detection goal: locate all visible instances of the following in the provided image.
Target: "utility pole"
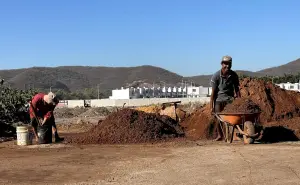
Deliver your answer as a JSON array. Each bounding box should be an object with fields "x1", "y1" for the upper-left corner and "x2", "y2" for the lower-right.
[
  {"x1": 49, "y1": 81, "x2": 52, "y2": 92},
  {"x1": 153, "y1": 82, "x2": 154, "y2": 98},
  {"x1": 181, "y1": 79, "x2": 184, "y2": 97},
  {"x1": 184, "y1": 81, "x2": 187, "y2": 97},
  {"x1": 97, "y1": 84, "x2": 100, "y2": 99}
]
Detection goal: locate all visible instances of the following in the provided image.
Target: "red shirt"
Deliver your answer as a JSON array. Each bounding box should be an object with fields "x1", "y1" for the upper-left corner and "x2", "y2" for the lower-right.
[{"x1": 29, "y1": 93, "x2": 53, "y2": 119}]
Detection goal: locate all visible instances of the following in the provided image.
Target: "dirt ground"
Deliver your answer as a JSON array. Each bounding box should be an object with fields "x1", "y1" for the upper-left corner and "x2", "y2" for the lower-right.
[
  {"x1": 2, "y1": 138, "x2": 300, "y2": 185},
  {"x1": 2, "y1": 104, "x2": 300, "y2": 185}
]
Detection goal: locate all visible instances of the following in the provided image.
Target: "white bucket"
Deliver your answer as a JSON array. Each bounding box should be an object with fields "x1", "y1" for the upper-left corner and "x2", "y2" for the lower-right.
[{"x1": 16, "y1": 126, "x2": 33, "y2": 146}]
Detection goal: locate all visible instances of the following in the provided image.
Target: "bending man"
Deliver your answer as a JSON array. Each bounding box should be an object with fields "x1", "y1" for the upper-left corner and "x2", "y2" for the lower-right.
[{"x1": 29, "y1": 92, "x2": 62, "y2": 143}]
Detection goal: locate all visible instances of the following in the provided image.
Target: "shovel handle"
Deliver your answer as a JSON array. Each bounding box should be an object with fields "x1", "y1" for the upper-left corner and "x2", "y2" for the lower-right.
[{"x1": 30, "y1": 102, "x2": 43, "y2": 126}]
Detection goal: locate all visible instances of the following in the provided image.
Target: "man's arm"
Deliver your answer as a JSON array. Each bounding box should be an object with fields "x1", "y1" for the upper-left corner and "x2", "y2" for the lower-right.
[
  {"x1": 29, "y1": 97, "x2": 40, "y2": 140},
  {"x1": 41, "y1": 111, "x2": 52, "y2": 125},
  {"x1": 210, "y1": 88, "x2": 217, "y2": 113},
  {"x1": 234, "y1": 73, "x2": 241, "y2": 98},
  {"x1": 41, "y1": 104, "x2": 57, "y2": 125},
  {"x1": 30, "y1": 97, "x2": 38, "y2": 112},
  {"x1": 210, "y1": 73, "x2": 218, "y2": 113}
]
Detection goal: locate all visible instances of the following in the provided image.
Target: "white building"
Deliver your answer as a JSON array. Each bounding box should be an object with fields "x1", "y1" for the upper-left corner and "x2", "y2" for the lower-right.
[
  {"x1": 109, "y1": 87, "x2": 136, "y2": 99},
  {"x1": 276, "y1": 82, "x2": 300, "y2": 92},
  {"x1": 109, "y1": 85, "x2": 210, "y2": 99},
  {"x1": 109, "y1": 81, "x2": 300, "y2": 99},
  {"x1": 187, "y1": 86, "x2": 210, "y2": 98}
]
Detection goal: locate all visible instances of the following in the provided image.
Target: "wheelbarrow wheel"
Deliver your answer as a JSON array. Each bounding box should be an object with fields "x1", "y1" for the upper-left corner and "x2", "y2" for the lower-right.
[{"x1": 243, "y1": 121, "x2": 255, "y2": 144}]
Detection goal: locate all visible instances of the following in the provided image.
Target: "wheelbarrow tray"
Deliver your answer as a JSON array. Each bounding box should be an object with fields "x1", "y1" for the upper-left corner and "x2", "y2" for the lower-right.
[
  {"x1": 214, "y1": 112, "x2": 261, "y2": 144},
  {"x1": 216, "y1": 112, "x2": 261, "y2": 126}
]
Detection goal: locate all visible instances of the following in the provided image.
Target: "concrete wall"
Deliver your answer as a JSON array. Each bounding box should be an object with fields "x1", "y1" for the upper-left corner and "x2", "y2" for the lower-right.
[
  {"x1": 66, "y1": 100, "x2": 85, "y2": 108},
  {"x1": 64, "y1": 97, "x2": 210, "y2": 108}
]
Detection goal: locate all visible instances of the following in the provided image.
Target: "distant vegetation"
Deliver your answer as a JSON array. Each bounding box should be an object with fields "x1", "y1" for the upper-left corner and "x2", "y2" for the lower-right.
[
  {"x1": 54, "y1": 88, "x2": 111, "y2": 100},
  {"x1": 238, "y1": 72, "x2": 300, "y2": 84},
  {"x1": 34, "y1": 88, "x2": 111, "y2": 100},
  {"x1": 0, "y1": 84, "x2": 37, "y2": 135}
]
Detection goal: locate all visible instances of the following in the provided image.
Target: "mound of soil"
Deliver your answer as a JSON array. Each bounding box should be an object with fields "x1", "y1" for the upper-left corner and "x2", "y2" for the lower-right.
[
  {"x1": 135, "y1": 105, "x2": 187, "y2": 122},
  {"x1": 239, "y1": 78, "x2": 300, "y2": 122},
  {"x1": 65, "y1": 109, "x2": 184, "y2": 144},
  {"x1": 181, "y1": 77, "x2": 300, "y2": 140},
  {"x1": 222, "y1": 98, "x2": 261, "y2": 114},
  {"x1": 160, "y1": 107, "x2": 187, "y2": 122},
  {"x1": 180, "y1": 104, "x2": 215, "y2": 140},
  {"x1": 134, "y1": 105, "x2": 162, "y2": 114}
]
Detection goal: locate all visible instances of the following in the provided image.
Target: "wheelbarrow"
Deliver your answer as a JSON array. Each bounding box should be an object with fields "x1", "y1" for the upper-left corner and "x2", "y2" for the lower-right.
[{"x1": 213, "y1": 112, "x2": 261, "y2": 144}]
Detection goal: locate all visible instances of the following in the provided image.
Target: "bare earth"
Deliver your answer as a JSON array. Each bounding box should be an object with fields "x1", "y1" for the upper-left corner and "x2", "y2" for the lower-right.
[
  {"x1": 1, "y1": 139, "x2": 300, "y2": 185},
  {"x1": 2, "y1": 106, "x2": 300, "y2": 185}
]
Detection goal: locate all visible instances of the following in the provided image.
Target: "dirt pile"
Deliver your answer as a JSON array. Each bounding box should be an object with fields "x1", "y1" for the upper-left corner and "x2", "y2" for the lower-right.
[
  {"x1": 134, "y1": 105, "x2": 162, "y2": 114},
  {"x1": 222, "y1": 98, "x2": 261, "y2": 114},
  {"x1": 239, "y1": 78, "x2": 300, "y2": 122},
  {"x1": 181, "y1": 77, "x2": 300, "y2": 140},
  {"x1": 65, "y1": 108, "x2": 184, "y2": 144},
  {"x1": 160, "y1": 106, "x2": 187, "y2": 121},
  {"x1": 134, "y1": 105, "x2": 187, "y2": 122},
  {"x1": 180, "y1": 104, "x2": 214, "y2": 140}
]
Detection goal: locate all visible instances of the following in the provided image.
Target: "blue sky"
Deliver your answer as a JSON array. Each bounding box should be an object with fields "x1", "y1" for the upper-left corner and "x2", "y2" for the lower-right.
[{"x1": 0, "y1": 0, "x2": 299, "y2": 76}]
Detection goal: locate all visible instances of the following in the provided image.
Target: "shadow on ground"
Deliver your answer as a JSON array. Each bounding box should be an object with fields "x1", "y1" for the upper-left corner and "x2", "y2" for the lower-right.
[{"x1": 258, "y1": 126, "x2": 299, "y2": 143}]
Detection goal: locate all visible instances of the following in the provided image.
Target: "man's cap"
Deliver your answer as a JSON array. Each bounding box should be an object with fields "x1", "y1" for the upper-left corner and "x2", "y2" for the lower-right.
[
  {"x1": 221, "y1": 55, "x2": 232, "y2": 62},
  {"x1": 45, "y1": 92, "x2": 56, "y2": 104}
]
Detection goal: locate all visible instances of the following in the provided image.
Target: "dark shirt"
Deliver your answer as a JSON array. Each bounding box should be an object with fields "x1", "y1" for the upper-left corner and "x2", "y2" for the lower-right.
[{"x1": 210, "y1": 70, "x2": 240, "y2": 102}]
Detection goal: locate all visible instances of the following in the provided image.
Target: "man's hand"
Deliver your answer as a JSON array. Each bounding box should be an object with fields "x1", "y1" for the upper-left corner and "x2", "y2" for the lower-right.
[
  {"x1": 40, "y1": 117, "x2": 47, "y2": 125},
  {"x1": 210, "y1": 107, "x2": 215, "y2": 115}
]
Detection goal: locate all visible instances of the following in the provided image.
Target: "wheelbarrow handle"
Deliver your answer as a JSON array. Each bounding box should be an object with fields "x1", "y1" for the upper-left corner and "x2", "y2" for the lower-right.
[{"x1": 213, "y1": 112, "x2": 224, "y2": 122}]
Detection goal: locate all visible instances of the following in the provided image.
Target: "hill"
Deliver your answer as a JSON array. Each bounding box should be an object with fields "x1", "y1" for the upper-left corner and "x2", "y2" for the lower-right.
[
  {"x1": 257, "y1": 58, "x2": 300, "y2": 76},
  {"x1": 0, "y1": 65, "x2": 183, "y2": 92},
  {"x1": 0, "y1": 58, "x2": 299, "y2": 93}
]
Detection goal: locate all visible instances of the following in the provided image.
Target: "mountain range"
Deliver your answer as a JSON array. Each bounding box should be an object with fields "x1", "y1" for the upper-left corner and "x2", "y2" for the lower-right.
[{"x1": 0, "y1": 58, "x2": 299, "y2": 92}]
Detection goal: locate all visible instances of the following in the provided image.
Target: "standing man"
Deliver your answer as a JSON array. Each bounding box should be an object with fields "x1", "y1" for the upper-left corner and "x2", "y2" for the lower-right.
[
  {"x1": 210, "y1": 55, "x2": 241, "y2": 141},
  {"x1": 50, "y1": 97, "x2": 64, "y2": 142}
]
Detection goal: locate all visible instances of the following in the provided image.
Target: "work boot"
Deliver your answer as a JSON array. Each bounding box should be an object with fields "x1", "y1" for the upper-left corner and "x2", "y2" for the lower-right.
[{"x1": 54, "y1": 132, "x2": 64, "y2": 143}]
